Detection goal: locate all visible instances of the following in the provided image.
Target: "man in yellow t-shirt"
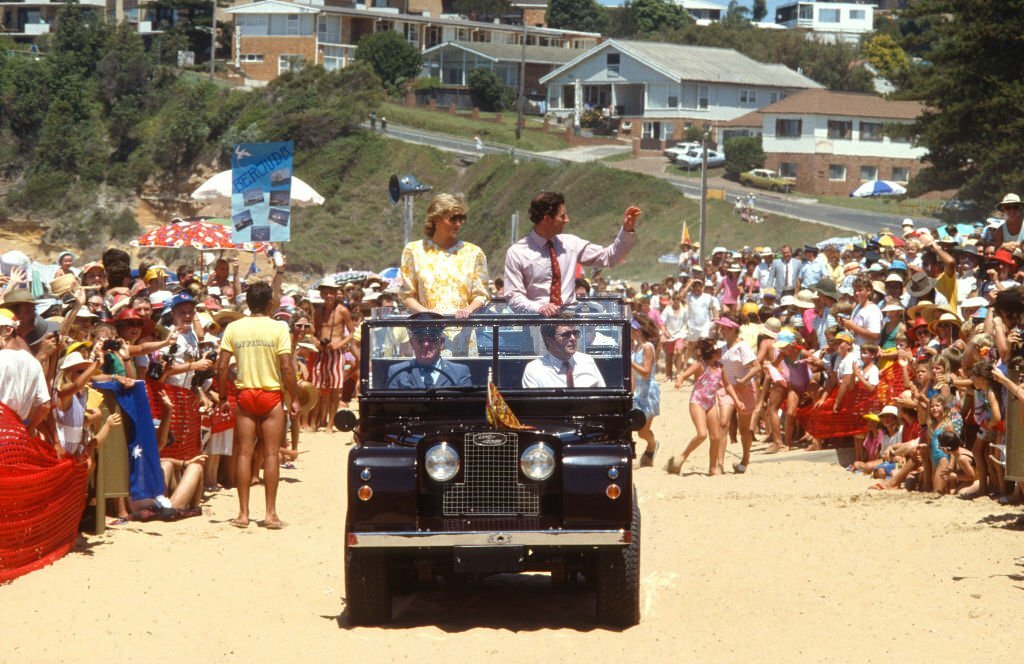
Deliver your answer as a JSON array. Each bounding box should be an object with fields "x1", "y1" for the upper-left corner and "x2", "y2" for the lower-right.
[
  {"x1": 922, "y1": 234, "x2": 958, "y2": 311},
  {"x1": 217, "y1": 281, "x2": 299, "y2": 530}
]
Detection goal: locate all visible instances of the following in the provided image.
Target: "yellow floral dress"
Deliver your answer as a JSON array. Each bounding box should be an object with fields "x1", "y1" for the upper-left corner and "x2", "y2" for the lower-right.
[{"x1": 399, "y1": 239, "x2": 489, "y2": 313}]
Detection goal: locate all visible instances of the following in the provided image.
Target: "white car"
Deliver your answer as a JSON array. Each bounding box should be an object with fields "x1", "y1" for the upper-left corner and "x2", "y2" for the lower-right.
[
  {"x1": 664, "y1": 142, "x2": 701, "y2": 161},
  {"x1": 675, "y1": 148, "x2": 726, "y2": 168}
]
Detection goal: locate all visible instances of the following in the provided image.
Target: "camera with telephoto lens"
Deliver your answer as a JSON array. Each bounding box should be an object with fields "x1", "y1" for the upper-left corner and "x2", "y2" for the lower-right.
[
  {"x1": 145, "y1": 343, "x2": 179, "y2": 381},
  {"x1": 190, "y1": 350, "x2": 218, "y2": 390}
]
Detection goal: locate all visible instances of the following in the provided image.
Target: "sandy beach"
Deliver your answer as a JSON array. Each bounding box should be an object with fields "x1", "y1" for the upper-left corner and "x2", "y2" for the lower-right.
[{"x1": 5, "y1": 383, "x2": 1024, "y2": 663}]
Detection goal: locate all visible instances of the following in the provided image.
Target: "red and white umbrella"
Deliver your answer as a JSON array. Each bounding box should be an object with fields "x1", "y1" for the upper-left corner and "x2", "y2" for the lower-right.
[
  {"x1": 134, "y1": 218, "x2": 272, "y2": 252},
  {"x1": 191, "y1": 170, "x2": 325, "y2": 206}
]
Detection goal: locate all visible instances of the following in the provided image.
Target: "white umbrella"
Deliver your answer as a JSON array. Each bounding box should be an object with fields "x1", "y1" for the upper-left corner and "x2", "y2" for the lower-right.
[
  {"x1": 849, "y1": 180, "x2": 907, "y2": 198},
  {"x1": 190, "y1": 170, "x2": 325, "y2": 207}
]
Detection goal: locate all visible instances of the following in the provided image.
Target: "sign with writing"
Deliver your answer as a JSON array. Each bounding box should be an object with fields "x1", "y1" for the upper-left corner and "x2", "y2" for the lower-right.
[{"x1": 230, "y1": 141, "x2": 294, "y2": 244}]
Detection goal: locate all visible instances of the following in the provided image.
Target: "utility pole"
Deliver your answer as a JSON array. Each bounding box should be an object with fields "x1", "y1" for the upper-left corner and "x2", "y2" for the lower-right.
[
  {"x1": 209, "y1": 0, "x2": 217, "y2": 80},
  {"x1": 698, "y1": 122, "x2": 710, "y2": 266},
  {"x1": 515, "y1": 19, "x2": 526, "y2": 141}
]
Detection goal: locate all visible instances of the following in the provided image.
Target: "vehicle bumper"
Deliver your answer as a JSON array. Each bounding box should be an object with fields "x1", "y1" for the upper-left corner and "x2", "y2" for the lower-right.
[{"x1": 347, "y1": 528, "x2": 629, "y2": 548}]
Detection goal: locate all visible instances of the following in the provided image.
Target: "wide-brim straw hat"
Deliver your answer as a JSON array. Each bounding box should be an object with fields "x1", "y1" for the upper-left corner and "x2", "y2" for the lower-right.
[
  {"x1": 928, "y1": 311, "x2": 963, "y2": 334},
  {"x1": 50, "y1": 273, "x2": 79, "y2": 297},
  {"x1": 284, "y1": 380, "x2": 319, "y2": 415},
  {"x1": 213, "y1": 310, "x2": 244, "y2": 327}
]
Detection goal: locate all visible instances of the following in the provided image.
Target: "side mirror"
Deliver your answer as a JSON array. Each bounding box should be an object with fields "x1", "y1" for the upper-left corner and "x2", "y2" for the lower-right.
[
  {"x1": 626, "y1": 408, "x2": 647, "y2": 432},
  {"x1": 333, "y1": 409, "x2": 358, "y2": 432}
]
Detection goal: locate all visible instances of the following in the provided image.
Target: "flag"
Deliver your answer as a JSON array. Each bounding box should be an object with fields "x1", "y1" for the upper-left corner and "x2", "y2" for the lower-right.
[
  {"x1": 247, "y1": 260, "x2": 260, "y2": 276},
  {"x1": 93, "y1": 380, "x2": 166, "y2": 502},
  {"x1": 681, "y1": 221, "x2": 692, "y2": 245},
  {"x1": 486, "y1": 371, "x2": 533, "y2": 430}
]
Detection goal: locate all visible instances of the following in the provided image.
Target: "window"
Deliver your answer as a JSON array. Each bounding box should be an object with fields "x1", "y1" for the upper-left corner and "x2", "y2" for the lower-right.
[
  {"x1": 779, "y1": 162, "x2": 798, "y2": 178},
  {"x1": 286, "y1": 14, "x2": 300, "y2": 36},
  {"x1": 827, "y1": 120, "x2": 853, "y2": 140},
  {"x1": 769, "y1": 91, "x2": 782, "y2": 104},
  {"x1": 798, "y1": 4, "x2": 813, "y2": 19},
  {"x1": 240, "y1": 53, "x2": 264, "y2": 63},
  {"x1": 775, "y1": 118, "x2": 802, "y2": 137},
  {"x1": 828, "y1": 164, "x2": 847, "y2": 181},
  {"x1": 891, "y1": 167, "x2": 910, "y2": 183},
  {"x1": 819, "y1": 8, "x2": 840, "y2": 22},
  {"x1": 668, "y1": 95, "x2": 679, "y2": 108},
  {"x1": 698, "y1": 85, "x2": 709, "y2": 109},
  {"x1": 279, "y1": 55, "x2": 304, "y2": 75},
  {"x1": 740, "y1": 89, "x2": 757, "y2": 104},
  {"x1": 318, "y1": 15, "x2": 340, "y2": 44},
  {"x1": 850, "y1": 9, "x2": 865, "y2": 20},
  {"x1": 607, "y1": 52, "x2": 620, "y2": 75},
  {"x1": 859, "y1": 121, "x2": 883, "y2": 141},
  {"x1": 860, "y1": 165, "x2": 879, "y2": 181}
]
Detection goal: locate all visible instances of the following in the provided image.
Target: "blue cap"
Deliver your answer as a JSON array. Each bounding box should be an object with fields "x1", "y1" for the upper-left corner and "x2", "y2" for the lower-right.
[
  {"x1": 889, "y1": 260, "x2": 907, "y2": 272},
  {"x1": 168, "y1": 292, "x2": 195, "y2": 309},
  {"x1": 973, "y1": 307, "x2": 988, "y2": 320}
]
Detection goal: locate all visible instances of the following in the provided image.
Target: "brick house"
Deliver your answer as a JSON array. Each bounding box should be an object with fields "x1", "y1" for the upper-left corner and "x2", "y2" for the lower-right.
[{"x1": 757, "y1": 89, "x2": 927, "y2": 196}]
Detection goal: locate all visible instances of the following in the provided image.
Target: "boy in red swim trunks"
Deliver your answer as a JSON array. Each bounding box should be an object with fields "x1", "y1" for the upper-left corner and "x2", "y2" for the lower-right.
[{"x1": 217, "y1": 281, "x2": 300, "y2": 529}]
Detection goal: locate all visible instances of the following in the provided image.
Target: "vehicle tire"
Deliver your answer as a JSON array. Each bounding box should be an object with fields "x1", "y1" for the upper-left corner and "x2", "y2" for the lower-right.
[
  {"x1": 595, "y1": 497, "x2": 641, "y2": 627},
  {"x1": 345, "y1": 548, "x2": 392, "y2": 625},
  {"x1": 771, "y1": 184, "x2": 780, "y2": 192}
]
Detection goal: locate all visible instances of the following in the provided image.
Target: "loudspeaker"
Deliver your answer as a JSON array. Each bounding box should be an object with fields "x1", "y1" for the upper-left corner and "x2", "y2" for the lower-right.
[{"x1": 389, "y1": 174, "x2": 432, "y2": 204}]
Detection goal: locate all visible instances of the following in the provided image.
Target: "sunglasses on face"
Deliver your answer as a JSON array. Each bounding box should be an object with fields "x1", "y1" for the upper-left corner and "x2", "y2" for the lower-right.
[
  {"x1": 448, "y1": 214, "x2": 467, "y2": 223},
  {"x1": 294, "y1": 323, "x2": 311, "y2": 329},
  {"x1": 557, "y1": 330, "x2": 581, "y2": 339}
]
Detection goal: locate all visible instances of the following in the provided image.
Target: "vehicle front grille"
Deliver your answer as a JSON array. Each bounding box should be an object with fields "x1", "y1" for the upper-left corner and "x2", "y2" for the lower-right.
[{"x1": 442, "y1": 432, "x2": 540, "y2": 516}]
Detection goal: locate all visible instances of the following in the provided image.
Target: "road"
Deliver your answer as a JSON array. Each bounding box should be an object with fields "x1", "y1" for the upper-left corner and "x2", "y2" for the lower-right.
[{"x1": 374, "y1": 122, "x2": 935, "y2": 236}]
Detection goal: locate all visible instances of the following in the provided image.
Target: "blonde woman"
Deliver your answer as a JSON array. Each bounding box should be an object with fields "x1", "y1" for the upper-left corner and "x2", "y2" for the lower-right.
[{"x1": 399, "y1": 193, "x2": 489, "y2": 319}]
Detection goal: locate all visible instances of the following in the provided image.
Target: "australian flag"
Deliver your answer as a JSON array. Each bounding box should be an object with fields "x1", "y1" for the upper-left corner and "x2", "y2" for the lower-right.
[{"x1": 92, "y1": 381, "x2": 165, "y2": 501}]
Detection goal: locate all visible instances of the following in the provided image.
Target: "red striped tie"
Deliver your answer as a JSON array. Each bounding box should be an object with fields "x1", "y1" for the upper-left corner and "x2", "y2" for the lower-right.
[{"x1": 548, "y1": 241, "x2": 562, "y2": 306}]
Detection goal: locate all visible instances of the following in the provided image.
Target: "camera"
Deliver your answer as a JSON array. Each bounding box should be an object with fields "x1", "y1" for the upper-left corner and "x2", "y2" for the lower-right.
[
  {"x1": 102, "y1": 339, "x2": 123, "y2": 352},
  {"x1": 190, "y1": 350, "x2": 219, "y2": 389},
  {"x1": 146, "y1": 343, "x2": 180, "y2": 381},
  {"x1": 320, "y1": 337, "x2": 330, "y2": 348}
]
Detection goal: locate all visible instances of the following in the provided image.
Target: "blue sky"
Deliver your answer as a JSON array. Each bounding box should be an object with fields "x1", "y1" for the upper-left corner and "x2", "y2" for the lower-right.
[{"x1": 596, "y1": 0, "x2": 787, "y2": 23}]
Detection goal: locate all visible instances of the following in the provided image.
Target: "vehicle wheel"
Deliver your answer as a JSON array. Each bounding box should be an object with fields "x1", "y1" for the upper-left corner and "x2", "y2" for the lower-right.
[
  {"x1": 345, "y1": 548, "x2": 392, "y2": 625},
  {"x1": 595, "y1": 497, "x2": 641, "y2": 627},
  {"x1": 770, "y1": 184, "x2": 780, "y2": 192}
]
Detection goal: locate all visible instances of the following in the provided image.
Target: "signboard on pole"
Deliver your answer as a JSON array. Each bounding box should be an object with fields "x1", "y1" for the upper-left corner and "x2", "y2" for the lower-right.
[{"x1": 231, "y1": 141, "x2": 294, "y2": 244}]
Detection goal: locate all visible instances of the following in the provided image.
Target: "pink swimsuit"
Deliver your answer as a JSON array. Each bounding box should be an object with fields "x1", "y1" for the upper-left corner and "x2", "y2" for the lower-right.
[{"x1": 690, "y1": 363, "x2": 723, "y2": 410}]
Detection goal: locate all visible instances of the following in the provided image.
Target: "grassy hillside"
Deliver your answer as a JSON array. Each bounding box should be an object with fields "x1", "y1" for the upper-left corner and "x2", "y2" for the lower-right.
[{"x1": 286, "y1": 132, "x2": 835, "y2": 281}]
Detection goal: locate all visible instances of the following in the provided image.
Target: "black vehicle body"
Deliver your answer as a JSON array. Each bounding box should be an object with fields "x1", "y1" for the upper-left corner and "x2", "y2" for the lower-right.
[{"x1": 341, "y1": 299, "x2": 642, "y2": 626}]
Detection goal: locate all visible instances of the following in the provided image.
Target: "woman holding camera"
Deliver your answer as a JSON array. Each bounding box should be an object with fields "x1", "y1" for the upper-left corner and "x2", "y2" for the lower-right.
[{"x1": 113, "y1": 308, "x2": 178, "y2": 380}]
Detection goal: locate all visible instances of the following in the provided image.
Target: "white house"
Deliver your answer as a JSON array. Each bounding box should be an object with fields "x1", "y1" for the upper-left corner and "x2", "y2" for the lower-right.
[
  {"x1": 539, "y1": 39, "x2": 822, "y2": 147},
  {"x1": 774, "y1": 1, "x2": 874, "y2": 44},
  {"x1": 677, "y1": 0, "x2": 726, "y2": 24},
  {"x1": 755, "y1": 89, "x2": 926, "y2": 195},
  {"x1": 1, "y1": 0, "x2": 104, "y2": 37}
]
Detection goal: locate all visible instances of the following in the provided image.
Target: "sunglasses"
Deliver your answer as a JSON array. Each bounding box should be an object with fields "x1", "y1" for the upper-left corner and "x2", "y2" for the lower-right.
[
  {"x1": 557, "y1": 330, "x2": 581, "y2": 339},
  {"x1": 294, "y1": 323, "x2": 311, "y2": 329},
  {"x1": 448, "y1": 214, "x2": 467, "y2": 224},
  {"x1": 1004, "y1": 205, "x2": 1022, "y2": 211}
]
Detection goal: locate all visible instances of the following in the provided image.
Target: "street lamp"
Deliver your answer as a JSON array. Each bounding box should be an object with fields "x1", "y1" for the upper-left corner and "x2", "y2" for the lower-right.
[{"x1": 698, "y1": 122, "x2": 711, "y2": 266}]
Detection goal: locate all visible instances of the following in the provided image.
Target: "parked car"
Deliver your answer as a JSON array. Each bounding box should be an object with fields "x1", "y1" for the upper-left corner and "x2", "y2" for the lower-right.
[
  {"x1": 675, "y1": 148, "x2": 725, "y2": 169},
  {"x1": 663, "y1": 142, "x2": 701, "y2": 161},
  {"x1": 338, "y1": 299, "x2": 643, "y2": 627},
  {"x1": 740, "y1": 168, "x2": 796, "y2": 193}
]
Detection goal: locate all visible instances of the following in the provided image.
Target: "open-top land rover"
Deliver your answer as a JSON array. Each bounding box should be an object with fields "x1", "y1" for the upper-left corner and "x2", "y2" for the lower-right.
[{"x1": 338, "y1": 299, "x2": 642, "y2": 626}]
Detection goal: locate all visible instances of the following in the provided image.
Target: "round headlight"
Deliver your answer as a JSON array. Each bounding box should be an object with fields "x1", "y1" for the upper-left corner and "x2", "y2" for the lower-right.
[
  {"x1": 425, "y1": 443, "x2": 460, "y2": 482},
  {"x1": 520, "y1": 443, "x2": 556, "y2": 481}
]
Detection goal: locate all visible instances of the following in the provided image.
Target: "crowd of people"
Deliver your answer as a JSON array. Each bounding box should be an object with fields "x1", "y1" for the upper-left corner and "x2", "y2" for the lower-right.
[
  {"x1": 626, "y1": 192, "x2": 1024, "y2": 502},
  {"x1": 2, "y1": 186, "x2": 1024, "y2": 559}
]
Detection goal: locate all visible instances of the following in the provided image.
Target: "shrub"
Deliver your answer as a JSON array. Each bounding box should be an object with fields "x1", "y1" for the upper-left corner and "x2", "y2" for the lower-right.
[{"x1": 723, "y1": 136, "x2": 765, "y2": 177}]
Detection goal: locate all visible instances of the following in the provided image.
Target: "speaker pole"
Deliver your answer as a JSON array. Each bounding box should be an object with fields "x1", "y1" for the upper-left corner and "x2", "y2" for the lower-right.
[{"x1": 403, "y1": 193, "x2": 414, "y2": 247}]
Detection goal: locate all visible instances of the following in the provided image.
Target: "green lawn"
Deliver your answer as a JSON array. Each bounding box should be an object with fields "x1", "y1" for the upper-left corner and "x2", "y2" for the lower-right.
[
  {"x1": 379, "y1": 101, "x2": 571, "y2": 152},
  {"x1": 668, "y1": 164, "x2": 727, "y2": 179},
  {"x1": 810, "y1": 192, "x2": 944, "y2": 218}
]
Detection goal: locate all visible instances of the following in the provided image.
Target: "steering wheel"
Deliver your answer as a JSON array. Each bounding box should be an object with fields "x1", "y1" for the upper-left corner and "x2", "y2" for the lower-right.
[{"x1": 384, "y1": 364, "x2": 459, "y2": 389}]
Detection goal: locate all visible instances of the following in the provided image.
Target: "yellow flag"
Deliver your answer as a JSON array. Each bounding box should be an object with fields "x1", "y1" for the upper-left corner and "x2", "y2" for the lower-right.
[
  {"x1": 681, "y1": 221, "x2": 692, "y2": 245},
  {"x1": 486, "y1": 373, "x2": 533, "y2": 430}
]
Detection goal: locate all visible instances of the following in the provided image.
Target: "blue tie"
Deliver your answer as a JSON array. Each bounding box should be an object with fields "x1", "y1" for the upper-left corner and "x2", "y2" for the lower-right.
[{"x1": 421, "y1": 367, "x2": 434, "y2": 388}]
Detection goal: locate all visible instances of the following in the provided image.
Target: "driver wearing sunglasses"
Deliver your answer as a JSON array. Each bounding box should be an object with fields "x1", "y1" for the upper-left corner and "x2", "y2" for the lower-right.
[{"x1": 522, "y1": 322, "x2": 605, "y2": 388}]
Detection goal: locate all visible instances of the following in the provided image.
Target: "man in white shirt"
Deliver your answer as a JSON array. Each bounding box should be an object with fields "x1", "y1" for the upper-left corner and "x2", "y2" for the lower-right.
[
  {"x1": 842, "y1": 277, "x2": 882, "y2": 346},
  {"x1": 0, "y1": 314, "x2": 51, "y2": 434},
  {"x1": 755, "y1": 248, "x2": 774, "y2": 294},
  {"x1": 523, "y1": 323, "x2": 605, "y2": 388},
  {"x1": 162, "y1": 292, "x2": 210, "y2": 389}
]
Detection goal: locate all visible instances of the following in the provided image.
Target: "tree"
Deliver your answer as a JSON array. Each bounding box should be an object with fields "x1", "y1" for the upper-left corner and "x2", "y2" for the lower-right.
[
  {"x1": 752, "y1": 0, "x2": 767, "y2": 23},
  {"x1": 722, "y1": 1, "x2": 751, "y2": 28},
  {"x1": 356, "y1": 31, "x2": 422, "y2": 95},
  {"x1": 547, "y1": 0, "x2": 610, "y2": 34},
  {"x1": 98, "y1": 23, "x2": 152, "y2": 157},
  {"x1": 861, "y1": 33, "x2": 910, "y2": 82},
  {"x1": 468, "y1": 68, "x2": 510, "y2": 112},
  {"x1": 899, "y1": 0, "x2": 1024, "y2": 202},
  {"x1": 627, "y1": 0, "x2": 691, "y2": 36},
  {"x1": 723, "y1": 136, "x2": 765, "y2": 177}
]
